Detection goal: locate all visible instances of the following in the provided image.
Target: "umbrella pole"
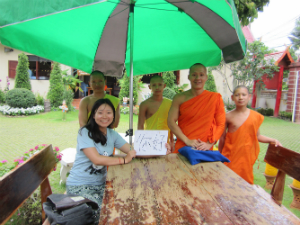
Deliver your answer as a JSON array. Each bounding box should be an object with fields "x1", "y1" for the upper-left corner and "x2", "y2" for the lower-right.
[{"x1": 128, "y1": 2, "x2": 135, "y2": 145}]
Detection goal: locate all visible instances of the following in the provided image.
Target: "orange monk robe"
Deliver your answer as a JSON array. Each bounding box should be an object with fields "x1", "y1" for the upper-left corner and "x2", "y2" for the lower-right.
[
  {"x1": 222, "y1": 110, "x2": 264, "y2": 184},
  {"x1": 144, "y1": 98, "x2": 172, "y2": 143},
  {"x1": 174, "y1": 90, "x2": 226, "y2": 153}
]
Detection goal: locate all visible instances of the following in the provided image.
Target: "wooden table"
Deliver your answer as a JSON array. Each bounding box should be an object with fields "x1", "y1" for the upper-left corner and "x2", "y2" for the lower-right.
[{"x1": 99, "y1": 154, "x2": 300, "y2": 224}]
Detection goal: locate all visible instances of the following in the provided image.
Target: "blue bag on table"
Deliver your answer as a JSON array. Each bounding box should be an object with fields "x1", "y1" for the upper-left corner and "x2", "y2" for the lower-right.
[{"x1": 179, "y1": 146, "x2": 230, "y2": 165}]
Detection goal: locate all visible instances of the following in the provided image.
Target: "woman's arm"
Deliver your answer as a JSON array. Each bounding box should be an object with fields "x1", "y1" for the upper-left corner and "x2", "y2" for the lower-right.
[
  {"x1": 83, "y1": 147, "x2": 136, "y2": 165},
  {"x1": 119, "y1": 143, "x2": 171, "y2": 158}
]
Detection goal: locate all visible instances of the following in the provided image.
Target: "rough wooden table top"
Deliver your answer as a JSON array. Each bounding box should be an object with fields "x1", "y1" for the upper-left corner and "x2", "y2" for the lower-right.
[{"x1": 99, "y1": 154, "x2": 300, "y2": 225}]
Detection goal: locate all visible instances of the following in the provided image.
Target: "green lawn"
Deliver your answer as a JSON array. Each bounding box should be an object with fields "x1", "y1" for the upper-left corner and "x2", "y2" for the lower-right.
[
  {"x1": 253, "y1": 116, "x2": 300, "y2": 218},
  {"x1": 1, "y1": 111, "x2": 299, "y2": 219}
]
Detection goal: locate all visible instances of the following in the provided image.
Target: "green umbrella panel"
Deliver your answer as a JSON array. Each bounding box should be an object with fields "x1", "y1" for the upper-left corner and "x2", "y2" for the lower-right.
[{"x1": 0, "y1": 0, "x2": 246, "y2": 77}]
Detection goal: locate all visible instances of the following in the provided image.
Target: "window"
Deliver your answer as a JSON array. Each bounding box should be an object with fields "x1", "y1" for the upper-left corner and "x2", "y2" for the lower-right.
[{"x1": 27, "y1": 55, "x2": 51, "y2": 80}]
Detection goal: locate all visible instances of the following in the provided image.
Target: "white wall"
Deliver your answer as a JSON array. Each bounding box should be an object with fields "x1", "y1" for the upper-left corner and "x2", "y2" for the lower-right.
[
  {"x1": 257, "y1": 90, "x2": 287, "y2": 111},
  {"x1": 0, "y1": 43, "x2": 71, "y2": 97}
]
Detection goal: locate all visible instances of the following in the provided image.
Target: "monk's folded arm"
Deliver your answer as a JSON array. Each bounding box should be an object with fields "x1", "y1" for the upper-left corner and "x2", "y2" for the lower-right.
[{"x1": 78, "y1": 98, "x2": 88, "y2": 127}]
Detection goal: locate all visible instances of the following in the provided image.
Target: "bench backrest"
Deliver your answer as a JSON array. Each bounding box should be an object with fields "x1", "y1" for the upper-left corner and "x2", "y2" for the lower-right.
[
  {"x1": 0, "y1": 145, "x2": 56, "y2": 225},
  {"x1": 264, "y1": 143, "x2": 300, "y2": 205}
]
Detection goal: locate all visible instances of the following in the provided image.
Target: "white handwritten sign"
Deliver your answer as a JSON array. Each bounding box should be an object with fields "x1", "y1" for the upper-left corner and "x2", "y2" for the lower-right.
[{"x1": 134, "y1": 130, "x2": 168, "y2": 156}]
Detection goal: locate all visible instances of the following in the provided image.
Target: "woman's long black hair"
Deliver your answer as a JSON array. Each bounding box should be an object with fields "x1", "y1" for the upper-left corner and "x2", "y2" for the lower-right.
[{"x1": 80, "y1": 98, "x2": 116, "y2": 145}]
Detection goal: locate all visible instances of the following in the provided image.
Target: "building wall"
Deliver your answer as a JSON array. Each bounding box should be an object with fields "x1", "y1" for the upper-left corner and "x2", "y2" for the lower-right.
[
  {"x1": 0, "y1": 44, "x2": 71, "y2": 97},
  {"x1": 257, "y1": 90, "x2": 288, "y2": 112},
  {"x1": 287, "y1": 62, "x2": 300, "y2": 122}
]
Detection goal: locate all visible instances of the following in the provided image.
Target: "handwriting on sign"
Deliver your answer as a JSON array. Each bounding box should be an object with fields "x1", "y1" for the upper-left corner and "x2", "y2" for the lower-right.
[{"x1": 134, "y1": 130, "x2": 168, "y2": 156}]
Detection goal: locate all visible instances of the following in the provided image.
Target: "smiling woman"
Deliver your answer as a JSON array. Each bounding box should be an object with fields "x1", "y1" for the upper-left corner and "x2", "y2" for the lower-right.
[{"x1": 66, "y1": 98, "x2": 136, "y2": 223}]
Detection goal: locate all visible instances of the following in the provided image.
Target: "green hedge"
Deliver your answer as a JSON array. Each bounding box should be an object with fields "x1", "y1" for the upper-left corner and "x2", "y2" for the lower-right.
[
  {"x1": 256, "y1": 108, "x2": 274, "y2": 116},
  {"x1": 6, "y1": 88, "x2": 36, "y2": 108}
]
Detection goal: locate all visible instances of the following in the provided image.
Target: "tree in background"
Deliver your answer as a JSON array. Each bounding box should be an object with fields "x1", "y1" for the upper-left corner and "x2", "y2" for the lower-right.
[
  {"x1": 211, "y1": 40, "x2": 279, "y2": 103},
  {"x1": 234, "y1": 0, "x2": 269, "y2": 26},
  {"x1": 162, "y1": 71, "x2": 176, "y2": 88},
  {"x1": 118, "y1": 70, "x2": 143, "y2": 105},
  {"x1": 289, "y1": 17, "x2": 300, "y2": 57},
  {"x1": 204, "y1": 69, "x2": 217, "y2": 92},
  {"x1": 231, "y1": 41, "x2": 279, "y2": 90},
  {"x1": 47, "y1": 62, "x2": 64, "y2": 107},
  {"x1": 14, "y1": 53, "x2": 31, "y2": 90},
  {"x1": 162, "y1": 71, "x2": 188, "y2": 94}
]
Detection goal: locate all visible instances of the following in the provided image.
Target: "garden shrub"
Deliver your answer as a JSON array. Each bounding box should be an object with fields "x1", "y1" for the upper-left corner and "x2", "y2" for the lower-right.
[
  {"x1": 118, "y1": 70, "x2": 142, "y2": 105},
  {"x1": 163, "y1": 87, "x2": 176, "y2": 100},
  {"x1": 47, "y1": 62, "x2": 64, "y2": 107},
  {"x1": 265, "y1": 108, "x2": 274, "y2": 116},
  {"x1": 63, "y1": 89, "x2": 74, "y2": 112},
  {"x1": 279, "y1": 111, "x2": 292, "y2": 121},
  {"x1": 256, "y1": 108, "x2": 265, "y2": 115},
  {"x1": 6, "y1": 88, "x2": 36, "y2": 108},
  {"x1": 0, "y1": 89, "x2": 5, "y2": 104},
  {"x1": 14, "y1": 53, "x2": 31, "y2": 90},
  {"x1": 204, "y1": 69, "x2": 217, "y2": 92},
  {"x1": 162, "y1": 71, "x2": 176, "y2": 88},
  {"x1": 35, "y1": 92, "x2": 44, "y2": 106}
]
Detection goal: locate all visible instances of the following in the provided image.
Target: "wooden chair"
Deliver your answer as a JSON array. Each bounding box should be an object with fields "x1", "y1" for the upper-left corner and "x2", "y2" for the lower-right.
[
  {"x1": 0, "y1": 145, "x2": 56, "y2": 225},
  {"x1": 264, "y1": 143, "x2": 300, "y2": 205}
]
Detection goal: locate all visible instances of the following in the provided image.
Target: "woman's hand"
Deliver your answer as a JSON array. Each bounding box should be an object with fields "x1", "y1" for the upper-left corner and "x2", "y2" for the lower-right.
[
  {"x1": 165, "y1": 143, "x2": 171, "y2": 155},
  {"x1": 124, "y1": 150, "x2": 136, "y2": 163}
]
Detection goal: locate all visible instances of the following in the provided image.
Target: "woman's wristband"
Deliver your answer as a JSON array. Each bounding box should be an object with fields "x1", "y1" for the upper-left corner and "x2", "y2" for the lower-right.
[{"x1": 123, "y1": 157, "x2": 126, "y2": 164}]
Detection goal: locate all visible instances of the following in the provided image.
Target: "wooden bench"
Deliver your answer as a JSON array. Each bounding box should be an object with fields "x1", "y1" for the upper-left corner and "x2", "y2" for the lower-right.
[
  {"x1": 0, "y1": 145, "x2": 56, "y2": 225},
  {"x1": 264, "y1": 143, "x2": 300, "y2": 205}
]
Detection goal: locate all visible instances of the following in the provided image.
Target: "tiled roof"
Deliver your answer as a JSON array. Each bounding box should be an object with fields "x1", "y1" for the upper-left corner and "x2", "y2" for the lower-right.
[
  {"x1": 264, "y1": 48, "x2": 294, "y2": 65},
  {"x1": 264, "y1": 51, "x2": 285, "y2": 64}
]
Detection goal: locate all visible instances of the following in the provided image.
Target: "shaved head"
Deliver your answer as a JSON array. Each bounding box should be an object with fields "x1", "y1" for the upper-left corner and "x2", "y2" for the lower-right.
[
  {"x1": 90, "y1": 70, "x2": 105, "y2": 79},
  {"x1": 189, "y1": 63, "x2": 207, "y2": 74},
  {"x1": 233, "y1": 85, "x2": 249, "y2": 94},
  {"x1": 150, "y1": 75, "x2": 164, "y2": 83}
]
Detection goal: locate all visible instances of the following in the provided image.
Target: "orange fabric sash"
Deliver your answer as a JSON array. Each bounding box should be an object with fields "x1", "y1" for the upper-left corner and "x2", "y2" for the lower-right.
[
  {"x1": 222, "y1": 110, "x2": 264, "y2": 184},
  {"x1": 174, "y1": 91, "x2": 225, "y2": 153}
]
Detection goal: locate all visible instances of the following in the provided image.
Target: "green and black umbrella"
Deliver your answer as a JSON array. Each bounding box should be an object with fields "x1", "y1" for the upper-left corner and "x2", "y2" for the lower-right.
[{"x1": 0, "y1": 0, "x2": 247, "y2": 142}]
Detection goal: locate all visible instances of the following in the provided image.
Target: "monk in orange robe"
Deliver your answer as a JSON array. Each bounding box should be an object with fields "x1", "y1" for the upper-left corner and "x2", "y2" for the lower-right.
[
  {"x1": 168, "y1": 63, "x2": 226, "y2": 153},
  {"x1": 218, "y1": 85, "x2": 282, "y2": 184}
]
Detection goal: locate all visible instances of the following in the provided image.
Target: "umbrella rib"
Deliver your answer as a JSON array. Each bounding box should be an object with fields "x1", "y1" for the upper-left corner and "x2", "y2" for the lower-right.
[{"x1": 109, "y1": 7, "x2": 129, "y2": 18}]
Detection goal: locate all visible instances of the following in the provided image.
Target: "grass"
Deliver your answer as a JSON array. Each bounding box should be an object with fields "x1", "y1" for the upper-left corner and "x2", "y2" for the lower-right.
[
  {"x1": 253, "y1": 116, "x2": 300, "y2": 218},
  {"x1": 1, "y1": 111, "x2": 299, "y2": 220}
]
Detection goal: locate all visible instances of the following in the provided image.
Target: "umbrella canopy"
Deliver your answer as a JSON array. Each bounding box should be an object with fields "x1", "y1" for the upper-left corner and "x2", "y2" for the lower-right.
[{"x1": 0, "y1": 0, "x2": 246, "y2": 77}]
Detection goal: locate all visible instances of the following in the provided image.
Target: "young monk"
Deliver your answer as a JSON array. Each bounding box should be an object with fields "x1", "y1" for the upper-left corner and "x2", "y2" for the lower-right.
[
  {"x1": 168, "y1": 63, "x2": 225, "y2": 152},
  {"x1": 79, "y1": 70, "x2": 120, "y2": 128},
  {"x1": 218, "y1": 85, "x2": 282, "y2": 184},
  {"x1": 138, "y1": 75, "x2": 174, "y2": 151}
]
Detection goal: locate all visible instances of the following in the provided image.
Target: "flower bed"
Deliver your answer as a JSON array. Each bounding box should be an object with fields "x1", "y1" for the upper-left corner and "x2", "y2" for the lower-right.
[
  {"x1": 0, "y1": 144, "x2": 62, "y2": 224},
  {"x1": 0, "y1": 105, "x2": 44, "y2": 116},
  {"x1": 0, "y1": 144, "x2": 62, "y2": 177}
]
